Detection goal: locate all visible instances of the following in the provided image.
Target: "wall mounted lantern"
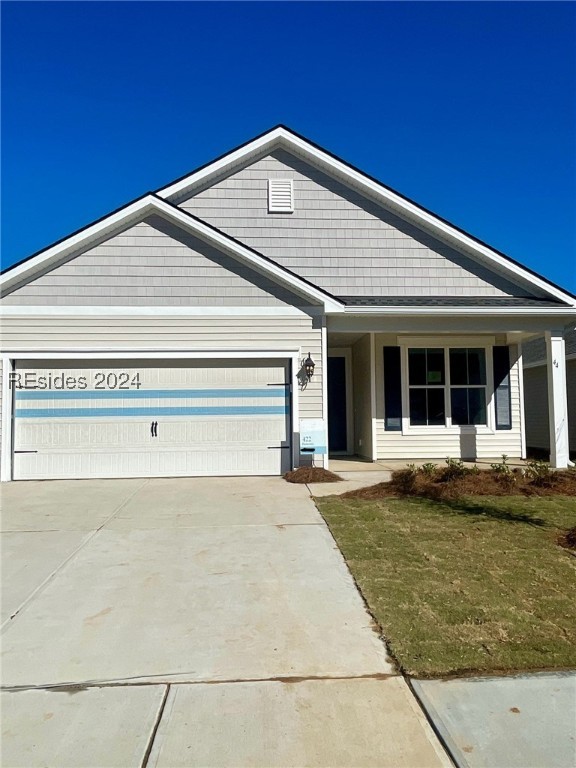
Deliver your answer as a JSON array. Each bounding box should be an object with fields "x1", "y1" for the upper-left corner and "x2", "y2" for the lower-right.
[{"x1": 303, "y1": 353, "x2": 315, "y2": 381}]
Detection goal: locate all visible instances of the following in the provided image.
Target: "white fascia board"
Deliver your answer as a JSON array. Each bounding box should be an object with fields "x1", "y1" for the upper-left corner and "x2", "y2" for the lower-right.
[
  {"x1": 157, "y1": 128, "x2": 286, "y2": 199},
  {"x1": 0, "y1": 196, "x2": 157, "y2": 292},
  {"x1": 281, "y1": 134, "x2": 576, "y2": 306},
  {"x1": 0, "y1": 194, "x2": 343, "y2": 313},
  {"x1": 158, "y1": 127, "x2": 575, "y2": 307}
]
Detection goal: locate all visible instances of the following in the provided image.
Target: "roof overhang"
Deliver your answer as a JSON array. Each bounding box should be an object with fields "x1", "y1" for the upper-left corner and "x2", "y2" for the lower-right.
[
  {"x1": 158, "y1": 126, "x2": 576, "y2": 308},
  {"x1": 0, "y1": 195, "x2": 344, "y2": 313},
  {"x1": 341, "y1": 305, "x2": 576, "y2": 318}
]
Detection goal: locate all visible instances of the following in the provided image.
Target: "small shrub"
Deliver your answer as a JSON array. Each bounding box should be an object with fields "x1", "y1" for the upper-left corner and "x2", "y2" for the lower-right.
[
  {"x1": 525, "y1": 460, "x2": 557, "y2": 487},
  {"x1": 441, "y1": 457, "x2": 469, "y2": 481},
  {"x1": 490, "y1": 454, "x2": 511, "y2": 474},
  {"x1": 393, "y1": 468, "x2": 419, "y2": 494},
  {"x1": 420, "y1": 463, "x2": 438, "y2": 476},
  {"x1": 490, "y1": 455, "x2": 516, "y2": 487}
]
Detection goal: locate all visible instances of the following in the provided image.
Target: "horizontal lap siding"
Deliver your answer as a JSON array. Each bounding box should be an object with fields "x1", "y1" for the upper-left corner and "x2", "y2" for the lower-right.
[
  {"x1": 181, "y1": 150, "x2": 533, "y2": 298},
  {"x1": 523, "y1": 366, "x2": 550, "y2": 450},
  {"x1": 1, "y1": 216, "x2": 307, "y2": 308},
  {"x1": 568, "y1": 359, "x2": 576, "y2": 450},
  {"x1": 374, "y1": 341, "x2": 523, "y2": 460},
  {"x1": 524, "y1": 359, "x2": 576, "y2": 452},
  {"x1": 0, "y1": 314, "x2": 323, "y2": 419}
]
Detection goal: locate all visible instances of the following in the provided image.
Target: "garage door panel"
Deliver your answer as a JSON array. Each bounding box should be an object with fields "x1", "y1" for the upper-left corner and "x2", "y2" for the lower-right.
[
  {"x1": 13, "y1": 360, "x2": 292, "y2": 480},
  {"x1": 16, "y1": 417, "x2": 289, "y2": 451},
  {"x1": 15, "y1": 447, "x2": 287, "y2": 480}
]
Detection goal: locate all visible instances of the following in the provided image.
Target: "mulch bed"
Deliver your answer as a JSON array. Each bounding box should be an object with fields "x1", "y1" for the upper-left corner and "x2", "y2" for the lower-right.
[
  {"x1": 284, "y1": 467, "x2": 343, "y2": 483},
  {"x1": 342, "y1": 466, "x2": 576, "y2": 501}
]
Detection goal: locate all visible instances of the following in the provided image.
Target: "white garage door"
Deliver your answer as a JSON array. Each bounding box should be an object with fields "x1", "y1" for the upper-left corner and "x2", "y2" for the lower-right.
[{"x1": 13, "y1": 359, "x2": 292, "y2": 480}]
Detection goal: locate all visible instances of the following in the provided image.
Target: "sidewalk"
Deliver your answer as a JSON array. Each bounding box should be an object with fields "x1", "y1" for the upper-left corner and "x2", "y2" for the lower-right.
[{"x1": 412, "y1": 671, "x2": 576, "y2": 768}]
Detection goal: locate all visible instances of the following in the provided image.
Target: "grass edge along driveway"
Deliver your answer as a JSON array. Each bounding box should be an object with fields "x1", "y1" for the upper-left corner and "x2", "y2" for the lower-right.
[{"x1": 316, "y1": 494, "x2": 576, "y2": 678}]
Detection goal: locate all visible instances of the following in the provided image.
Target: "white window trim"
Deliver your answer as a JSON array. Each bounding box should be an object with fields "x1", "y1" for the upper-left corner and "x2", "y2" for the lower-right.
[{"x1": 398, "y1": 339, "x2": 496, "y2": 435}]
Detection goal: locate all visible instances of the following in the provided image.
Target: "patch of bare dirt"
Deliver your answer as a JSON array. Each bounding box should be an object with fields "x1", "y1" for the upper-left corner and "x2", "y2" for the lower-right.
[
  {"x1": 284, "y1": 467, "x2": 343, "y2": 484},
  {"x1": 557, "y1": 526, "x2": 576, "y2": 550}
]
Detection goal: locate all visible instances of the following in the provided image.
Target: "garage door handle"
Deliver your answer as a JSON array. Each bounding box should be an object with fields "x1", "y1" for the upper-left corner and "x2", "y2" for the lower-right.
[{"x1": 150, "y1": 421, "x2": 158, "y2": 437}]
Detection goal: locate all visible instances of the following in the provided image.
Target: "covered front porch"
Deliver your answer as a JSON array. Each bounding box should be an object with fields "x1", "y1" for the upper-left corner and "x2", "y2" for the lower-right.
[{"x1": 325, "y1": 312, "x2": 573, "y2": 469}]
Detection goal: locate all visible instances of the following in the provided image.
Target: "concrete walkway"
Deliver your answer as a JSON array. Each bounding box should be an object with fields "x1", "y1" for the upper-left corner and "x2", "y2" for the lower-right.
[
  {"x1": 1, "y1": 477, "x2": 449, "y2": 767},
  {"x1": 413, "y1": 672, "x2": 576, "y2": 768}
]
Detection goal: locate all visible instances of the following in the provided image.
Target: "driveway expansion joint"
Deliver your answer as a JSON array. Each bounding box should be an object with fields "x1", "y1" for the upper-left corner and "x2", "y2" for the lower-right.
[
  {"x1": 1, "y1": 672, "x2": 399, "y2": 693},
  {"x1": 141, "y1": 684, "x2": 170, "y2": 768},
  {"x1": 1, "y1": 478, "x2": 150, "y2": 629}
]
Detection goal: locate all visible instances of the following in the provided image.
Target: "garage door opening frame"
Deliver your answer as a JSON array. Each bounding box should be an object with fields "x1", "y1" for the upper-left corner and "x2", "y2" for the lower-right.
[{"x1": 1, "y1": 349, "x2": 301, "y2": 482}]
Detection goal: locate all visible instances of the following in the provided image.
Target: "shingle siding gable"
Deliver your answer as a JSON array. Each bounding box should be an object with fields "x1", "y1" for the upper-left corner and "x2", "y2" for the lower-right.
[
  {"x1": 181, "y1": 149, "x2": 538, "y2": 299},
  {"x1": 0, "y1": 215, "x2": 312, "y2": 308}
]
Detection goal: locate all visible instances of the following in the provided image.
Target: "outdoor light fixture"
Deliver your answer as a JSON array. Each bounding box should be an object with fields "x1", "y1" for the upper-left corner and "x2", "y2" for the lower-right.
[{"x1": 303, "y1": 353, "x2": 315, "y2": 380}]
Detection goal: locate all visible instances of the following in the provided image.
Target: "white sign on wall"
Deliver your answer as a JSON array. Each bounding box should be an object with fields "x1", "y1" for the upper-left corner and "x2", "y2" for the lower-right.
[{"x1": 299, "y1": 419, "x2": 327, "y2": 455}]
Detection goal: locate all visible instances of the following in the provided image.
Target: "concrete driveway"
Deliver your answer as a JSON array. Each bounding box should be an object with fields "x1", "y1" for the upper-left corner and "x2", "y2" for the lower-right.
[{"x1": 1, "y1": 477, "x2": 450, "y2": 767}]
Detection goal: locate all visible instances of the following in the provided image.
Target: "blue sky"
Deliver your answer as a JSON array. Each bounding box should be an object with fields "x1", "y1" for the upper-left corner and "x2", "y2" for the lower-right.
[{"x1": 2, "y1": 1, "x2": 575, "y2": 293}]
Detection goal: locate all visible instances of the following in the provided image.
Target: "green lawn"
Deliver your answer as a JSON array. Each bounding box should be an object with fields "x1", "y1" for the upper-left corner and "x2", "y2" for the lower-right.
[{"x1": 317, "y1": 494, "x2": 576, "y2": 677}]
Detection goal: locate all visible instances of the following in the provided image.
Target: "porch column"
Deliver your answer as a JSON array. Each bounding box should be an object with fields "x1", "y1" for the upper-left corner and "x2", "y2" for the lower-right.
[
  {"x1": 370, "y1": 332, "x2": 377, "y2": 461},
  {"x1": 545, "y1": 330, "x2": 570, "y2": 468}
]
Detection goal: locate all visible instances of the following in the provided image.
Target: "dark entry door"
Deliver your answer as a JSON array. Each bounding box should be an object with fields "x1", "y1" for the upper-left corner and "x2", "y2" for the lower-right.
[{"x1": 328, "y1": 356, "x2": 348, "y2": 453}]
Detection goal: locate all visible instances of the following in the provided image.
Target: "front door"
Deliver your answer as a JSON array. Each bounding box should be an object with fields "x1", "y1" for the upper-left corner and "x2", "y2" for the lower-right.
[{"x1": 327, "y1": 355, "x2": 349, "y2": 453}]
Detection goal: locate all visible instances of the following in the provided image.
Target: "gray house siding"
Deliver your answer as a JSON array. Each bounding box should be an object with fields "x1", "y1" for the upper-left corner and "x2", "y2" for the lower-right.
[
  {"x1": 0, "y1": 215, "x2": 314, "y2": 309},
  {"x1": 523, "y1": 360, "x2": 575, "y2": 454},
  {"x1": 522, "y1": 329, "x2": 576, "y2": 366},
  {"x1": 523, "y1": 329, "x2": 576, "y2": 454},
  {"x1": 180, "y1": 149, "x2": 538, "y2": 299},
  {"x1": 0, "y1": 315, "x2": 324, "y2": 474}
]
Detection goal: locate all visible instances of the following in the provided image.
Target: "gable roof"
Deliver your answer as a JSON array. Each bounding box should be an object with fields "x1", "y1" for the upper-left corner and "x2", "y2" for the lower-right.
[
  {"x1": 0, "y1": 195, "x2": 344, "y2": 312},
  {"x1": 2, "y1": 125, "x2": 575, "y2": 312},
  {"x1": 157, "y1": 125, "x2": 576, "y2": 308}
]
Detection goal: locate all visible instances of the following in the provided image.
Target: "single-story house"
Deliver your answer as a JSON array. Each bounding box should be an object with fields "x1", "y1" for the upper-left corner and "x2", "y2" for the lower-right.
[
  {"x1": 1, "y1": 125, "x2": 575, "y2": 481},
  {"x1": 523, "y1": 329, "x2": 576, "y2": 459}
]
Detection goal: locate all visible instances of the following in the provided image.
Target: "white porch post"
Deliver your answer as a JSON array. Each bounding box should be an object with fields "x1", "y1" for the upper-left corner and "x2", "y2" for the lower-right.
[
  {"x1": 370, "y1": 332, "x2": 377, "y2": 461},
  {"x1": 545, "y1": 330, "x2": 570, "y2": 468}
]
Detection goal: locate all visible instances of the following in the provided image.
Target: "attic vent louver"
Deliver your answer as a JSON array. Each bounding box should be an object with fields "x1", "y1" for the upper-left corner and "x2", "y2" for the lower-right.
[{"x1": 268, "y1": 179, "x2": 294, "y2": 213}]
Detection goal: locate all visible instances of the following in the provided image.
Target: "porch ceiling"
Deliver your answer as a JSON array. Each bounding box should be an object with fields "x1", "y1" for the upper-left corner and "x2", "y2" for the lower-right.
[{"x1": 327, "y1": 332, "x2": 367, "y2": 347}]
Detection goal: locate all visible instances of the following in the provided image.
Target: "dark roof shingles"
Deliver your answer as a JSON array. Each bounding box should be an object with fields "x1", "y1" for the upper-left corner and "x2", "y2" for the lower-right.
[{"x1": 338, "y1": 296, "x2": 568, "y2": 308}]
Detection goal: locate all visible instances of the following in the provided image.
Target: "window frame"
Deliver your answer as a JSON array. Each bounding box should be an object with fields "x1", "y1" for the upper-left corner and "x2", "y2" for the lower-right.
[{"x1": 399, "y1": 338, "x2": 496, "y2": 434}]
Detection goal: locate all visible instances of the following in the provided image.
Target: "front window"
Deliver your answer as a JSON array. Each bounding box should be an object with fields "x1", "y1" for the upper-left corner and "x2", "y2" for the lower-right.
[
  {"x1": 408, "y1": 349, "x2": 445, "y2": 425},
  {"x1": 408, "y1": 347, "x2": 487, "y2": 427},
  {"x1": 449, "y1": 348, "x2": 487, "y2": 425}
]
